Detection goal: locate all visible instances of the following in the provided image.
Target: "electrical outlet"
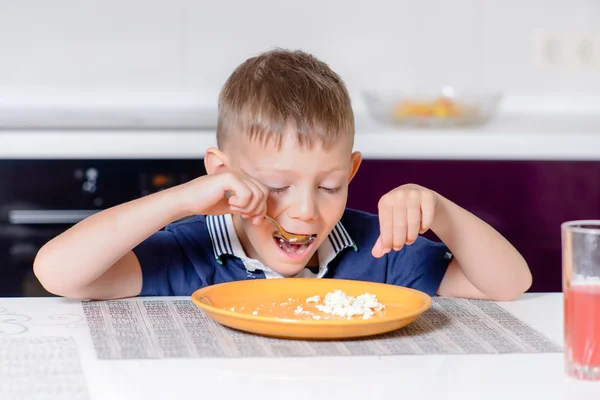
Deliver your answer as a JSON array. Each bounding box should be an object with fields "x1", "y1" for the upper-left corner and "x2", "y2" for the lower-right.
[
  {"x1": 533, "y1": 32, "x2": 562, "y2": 70},
  {"x1": 533, "y1": 31, "x2": 600, "y2": 72},
  {"x1": 572, "y1": 33, "x2": 599, "y2": 70}
]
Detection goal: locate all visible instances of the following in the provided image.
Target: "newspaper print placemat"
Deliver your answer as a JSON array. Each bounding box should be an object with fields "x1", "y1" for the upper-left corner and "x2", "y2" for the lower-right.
[
  {"x1": 0, "y1": 336, "x2": 90, "y2": 400},
  {"x1": 82, "y1": 298, "x2": 562, "y2": 359}
]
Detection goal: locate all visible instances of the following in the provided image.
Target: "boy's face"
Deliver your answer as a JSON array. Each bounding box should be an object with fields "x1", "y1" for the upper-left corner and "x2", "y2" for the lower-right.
[{"x1": 213, "y1": 130, "x2": 361, "y2": 276}]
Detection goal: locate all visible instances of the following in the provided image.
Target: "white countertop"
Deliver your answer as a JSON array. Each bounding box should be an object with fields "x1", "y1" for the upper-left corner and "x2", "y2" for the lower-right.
[
  {"x1": 1, "y1": 293, "x2": 598, "y2": 400},
  {"x1": 1, "y1": 113, "x2": 600, "y2": 161}
]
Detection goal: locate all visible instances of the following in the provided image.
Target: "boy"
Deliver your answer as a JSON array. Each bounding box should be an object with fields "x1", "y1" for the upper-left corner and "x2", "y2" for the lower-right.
[{"x1": 33, "y1": 49, "x2": 532, "y2": 301}]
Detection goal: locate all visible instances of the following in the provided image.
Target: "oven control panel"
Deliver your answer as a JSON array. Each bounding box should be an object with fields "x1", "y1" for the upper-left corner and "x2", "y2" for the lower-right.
[{"x1": 0, "y1": 159, "x2": 206, "y2": 222}]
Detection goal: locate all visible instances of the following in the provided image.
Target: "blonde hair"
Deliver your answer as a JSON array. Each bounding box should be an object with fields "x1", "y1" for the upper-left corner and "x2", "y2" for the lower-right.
[{"x1": 217, "y1": 48, "x2": 354, "y2": 150}]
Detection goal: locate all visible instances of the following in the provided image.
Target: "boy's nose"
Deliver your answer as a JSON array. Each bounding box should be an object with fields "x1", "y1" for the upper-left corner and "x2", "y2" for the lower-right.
[{"x1": 287, "y1": 192, "x2": 318, "y2": 222}]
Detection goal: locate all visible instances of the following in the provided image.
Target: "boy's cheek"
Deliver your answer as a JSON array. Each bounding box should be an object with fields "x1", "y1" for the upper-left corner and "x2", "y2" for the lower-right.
[{"x1": 321, "y1": 199, "x2": 346, "y2": 220}]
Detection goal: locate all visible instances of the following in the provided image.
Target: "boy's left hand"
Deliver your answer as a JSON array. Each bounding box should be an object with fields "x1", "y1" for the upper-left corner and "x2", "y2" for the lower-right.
[{"x1": 372, "y1": 184, "x2": 438, "y2": 258}]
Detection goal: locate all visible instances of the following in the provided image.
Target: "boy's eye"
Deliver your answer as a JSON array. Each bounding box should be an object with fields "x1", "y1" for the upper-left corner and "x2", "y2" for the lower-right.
[
  {"x1": 320, "y1": 186, "x2": 342, "y2": 194},
  {"x1": 268, "y1": 186, "x2": 289, "y2": 195},
  {"x1": 268, "y1": 186, "x2": 342, "y2": 195}
]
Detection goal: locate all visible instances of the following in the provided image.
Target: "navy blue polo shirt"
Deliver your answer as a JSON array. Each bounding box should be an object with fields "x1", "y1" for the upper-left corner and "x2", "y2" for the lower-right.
[{"x1": 133, "y1": 209, "x2": 453, "y2": 297}]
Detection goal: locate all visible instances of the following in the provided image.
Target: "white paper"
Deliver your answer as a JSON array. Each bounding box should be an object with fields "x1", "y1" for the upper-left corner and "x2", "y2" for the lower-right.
[{"x1": 82, "y1": 298, "x2": 562, "y2": 359}]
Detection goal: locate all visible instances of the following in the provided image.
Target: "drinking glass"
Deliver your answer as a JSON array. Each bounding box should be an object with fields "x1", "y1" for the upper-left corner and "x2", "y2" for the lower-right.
[{"x1": 562, "y1": 220, "x2": 600, "y2": 380}]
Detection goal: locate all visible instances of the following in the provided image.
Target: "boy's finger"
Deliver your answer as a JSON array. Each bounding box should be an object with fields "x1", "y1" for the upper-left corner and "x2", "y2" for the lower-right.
[
  {"x1": 392, "y1": 205, "x2": 407, "y2": 251},
  {"x1": 371, "y1": 236, "x2": 384, "y2": 258},
  {"x1": 256, "y1": 202, "x2": 268, "y2": 221},
  {"x1": 420, "y1": 197, "x2": 436, "y2": 232},
  {"x1": 249, "y1": 198, "x2": 268, "y2": 226},
  {"x1": 379, "y1": 208, "x2": 394, "y2": 253},
  {"x1": 246, "y1": 180, "x2": 268, "y2": 219},
  {"x1": 229, "y1": 195, "x2": 249, "y2": 209},
  {"x1": 378, "y1": 200, "x2": 393, "y2": 253},
  {"x1": 250, "y1": 175, "x2": 270, "y2": 199},
  {"x1": 229, "y1": 205, "x2": 249, "y2": 218},
  {"x1": 248, "y1": 177, "x2": 269, "y2": 224},
  {"x1": 227, "y1": 181, "x2": 253, "y2": 208},
  {"x1": 405, "y1": 199, "x2": 421, "y2": 244}
]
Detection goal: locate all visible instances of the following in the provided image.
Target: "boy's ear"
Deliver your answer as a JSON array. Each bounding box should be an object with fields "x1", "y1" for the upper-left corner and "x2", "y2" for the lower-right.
[
  {"x1": 204, "y1": 147, "x2": 230, "y2": 175},
  {"x1": 348, "y1": 151, "x2": 362, "y2": 183}
]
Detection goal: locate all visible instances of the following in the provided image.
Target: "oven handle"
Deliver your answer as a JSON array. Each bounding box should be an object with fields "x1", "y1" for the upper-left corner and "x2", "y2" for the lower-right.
[{"x1": 8, "y1": 210, "x2": 100, "y2": 224}]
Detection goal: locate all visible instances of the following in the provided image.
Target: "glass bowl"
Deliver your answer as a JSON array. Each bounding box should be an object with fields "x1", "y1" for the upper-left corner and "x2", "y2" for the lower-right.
[{"x1": 362, "y1": 87, "x2": 503, "y2": 128}]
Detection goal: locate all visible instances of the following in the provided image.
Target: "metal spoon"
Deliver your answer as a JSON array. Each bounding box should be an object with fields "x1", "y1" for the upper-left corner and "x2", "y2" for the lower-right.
[
  {"x1": 224, "y1": 190, "x2": 315, "y2": 245},
  {"x1": 264, "y1": 215, "x2": 316, "y2": 245}
]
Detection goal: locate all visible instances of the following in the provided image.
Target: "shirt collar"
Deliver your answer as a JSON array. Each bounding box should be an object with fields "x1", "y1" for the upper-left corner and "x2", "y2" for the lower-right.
[{"x1": 205, "y1": 214, "x2": 357, "y2": 278}]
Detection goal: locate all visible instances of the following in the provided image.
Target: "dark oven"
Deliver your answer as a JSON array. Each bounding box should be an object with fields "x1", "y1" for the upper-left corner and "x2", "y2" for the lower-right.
[{"x1": 0, "y1": 159, "x2": 205, "y2": 297}]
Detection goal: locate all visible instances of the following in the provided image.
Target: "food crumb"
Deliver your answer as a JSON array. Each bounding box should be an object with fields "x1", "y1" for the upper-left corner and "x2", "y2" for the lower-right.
[
  {"x1": 306, "y1": 295, "x2": 321, "y2": 303},
  {"x1": 252, "y1": 311, "x2": 258, "y2": 316}
]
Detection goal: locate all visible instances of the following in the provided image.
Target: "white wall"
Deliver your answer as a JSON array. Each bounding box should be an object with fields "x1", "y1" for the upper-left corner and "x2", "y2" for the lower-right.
[{"x1": 0, "y1": 0, "x2": 599, "y2": 108}]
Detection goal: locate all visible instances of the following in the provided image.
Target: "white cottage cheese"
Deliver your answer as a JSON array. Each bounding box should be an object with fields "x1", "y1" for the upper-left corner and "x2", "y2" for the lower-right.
[
  {"x1": 306, "y1": 295, "x2": 321, "y2": 303},
  {"x1": 307, "y1": 289, "x2": 385, "y2": 320}
]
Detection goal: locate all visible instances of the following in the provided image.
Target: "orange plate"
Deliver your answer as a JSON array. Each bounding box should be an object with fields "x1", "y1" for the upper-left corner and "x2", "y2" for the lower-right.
[{"x1": 191, "y1": 278, "x2": 431, "y2": 340}]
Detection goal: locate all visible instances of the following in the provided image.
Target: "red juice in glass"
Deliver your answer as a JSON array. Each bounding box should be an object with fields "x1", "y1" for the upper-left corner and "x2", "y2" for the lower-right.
[
  {"x1": 564, "y1": 284, "x2": 600, "y2": 374},
  {"x1": 562, "y1": 220, "x2": 600, "y2": 381}
]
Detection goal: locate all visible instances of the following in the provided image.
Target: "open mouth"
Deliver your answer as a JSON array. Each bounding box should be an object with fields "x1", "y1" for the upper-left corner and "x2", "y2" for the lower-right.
[{"x1": 272, "y1": 234, "x2": 316, "y2": 255}]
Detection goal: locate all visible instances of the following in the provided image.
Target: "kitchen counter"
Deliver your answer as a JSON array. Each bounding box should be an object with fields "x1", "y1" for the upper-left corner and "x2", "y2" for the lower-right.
[
  {"x1": 1, "y1": 113, "x2": 600, "y2": 160},
  {"x1": 0, "y1": 293, "x2": 599, "y2": 400}
]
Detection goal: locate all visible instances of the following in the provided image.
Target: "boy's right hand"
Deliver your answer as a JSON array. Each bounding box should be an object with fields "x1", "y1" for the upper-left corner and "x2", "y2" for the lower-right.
[{"x1": 179, "y1": 169, "x2": 269, "y2": 225}]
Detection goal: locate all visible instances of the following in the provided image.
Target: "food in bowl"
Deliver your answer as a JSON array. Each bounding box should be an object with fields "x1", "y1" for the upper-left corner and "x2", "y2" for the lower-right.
[
  {"x1": 394, "y1": 97, "x2": 465, "y2": 119},
  {"x1": 363, "y1": 87, "x2": 502, "y2": 127}
]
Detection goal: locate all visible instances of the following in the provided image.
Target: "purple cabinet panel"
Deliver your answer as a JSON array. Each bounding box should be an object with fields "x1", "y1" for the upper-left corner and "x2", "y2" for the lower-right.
[{"x1": 347, "y1": 160, "x2": 600, "y2": 293}]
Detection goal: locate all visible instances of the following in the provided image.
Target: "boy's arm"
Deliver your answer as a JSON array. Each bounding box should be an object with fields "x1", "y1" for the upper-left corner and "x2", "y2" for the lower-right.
[
  {"x1": 33, "y1": 168, "x2": 269, "y2": 300},
  {"x1": 432, "y1": 195, "x2": 532, "y2": 301},
  {"x1": 33, "y1": 186, "x2": 190, "y2": 299},
  {"x1": 373, "y1": 184, "x2": 532, "y2": 301}
]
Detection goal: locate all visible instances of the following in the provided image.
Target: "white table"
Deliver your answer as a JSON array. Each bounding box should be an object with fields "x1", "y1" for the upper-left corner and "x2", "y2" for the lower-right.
[{"x1": 1, "y1": 293, "x2": 599, "y2": 400}]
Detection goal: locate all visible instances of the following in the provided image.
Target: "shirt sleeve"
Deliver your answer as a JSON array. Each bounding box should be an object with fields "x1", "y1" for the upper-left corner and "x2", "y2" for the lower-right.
[
  {"x1": 132, "y1": 230, "x2": 196, "y2": 296},
  {"x1": 385, "y1": 236, "x2": 453, "y2": 296}
]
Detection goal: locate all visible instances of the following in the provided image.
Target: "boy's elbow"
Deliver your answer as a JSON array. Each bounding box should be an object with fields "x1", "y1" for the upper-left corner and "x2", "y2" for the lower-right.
[
  {"x1": 34, "y1": 271, "x2": 87, "y2": 299},
  {"x1": 495, "y1": 262, "x2": 533, "y2": 302},
  {"x1": 515, "y1": 260, "x2": 533, "y2": 297},
  {"x1": 521, "y1": 266, "x2": 533, "y2": 292},
  {"x1": 33, "y1": 251, "x2": 74, "y2": 298},
  {"x1": 33, "y1": 251, "x2": 51, "y2": 290},
  {"x1": 33, "y1": 258, "x2": 62, "y2": 297}
]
